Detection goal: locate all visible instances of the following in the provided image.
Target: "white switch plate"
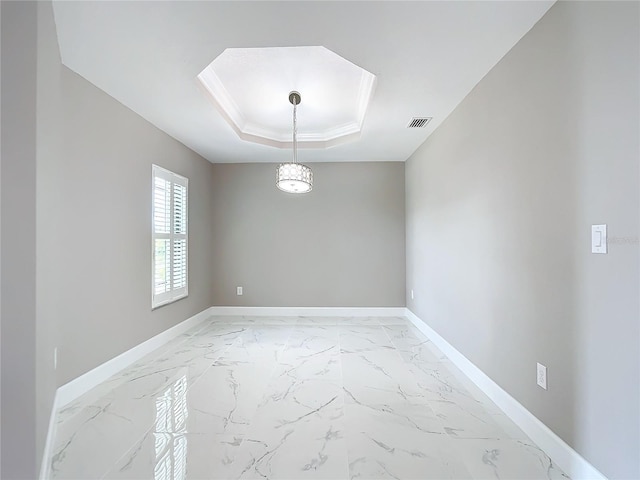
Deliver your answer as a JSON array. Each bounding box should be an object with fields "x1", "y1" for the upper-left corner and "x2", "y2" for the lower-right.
[
  {"x1": 411, "y1": 289, "x2": 414, "y2": 300},
  {"x1": 236, "y1": 286, "x2": 243, "y2": 296},
  {"x1": 537, "y1": 362, "x2": 547, "y2": 390},
  {"x1": 54, "y1": 347, "x2": 58, "y2": 370},
  {"x1": 592, "y1": 224, "x2": 607, "y2": 254}
]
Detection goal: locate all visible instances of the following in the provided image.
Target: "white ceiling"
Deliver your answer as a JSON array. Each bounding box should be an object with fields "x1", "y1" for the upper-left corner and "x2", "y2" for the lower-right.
[{"x1": 52, "y1": 1, "x2": 554, "y2": 164}]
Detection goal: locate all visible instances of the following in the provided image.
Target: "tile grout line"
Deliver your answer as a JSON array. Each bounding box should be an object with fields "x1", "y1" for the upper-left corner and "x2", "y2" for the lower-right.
[{"x1": 336, "y1": 319, "x2": 352, "y2": 479}]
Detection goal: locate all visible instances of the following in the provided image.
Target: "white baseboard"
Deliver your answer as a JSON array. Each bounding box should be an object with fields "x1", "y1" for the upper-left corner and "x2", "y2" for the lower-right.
[
  {"x1": 209, "y1": 306, "x2": 406, "y2": 317},
  {"x1": 404, "y1": 308, "x2": 607, "y2": 480},
  {"x1": 56, "y1": 306, "x2": 213, "y2": 408},
  {"x1": 39, "y1": 395, "x2": 60, "y2": 480}
]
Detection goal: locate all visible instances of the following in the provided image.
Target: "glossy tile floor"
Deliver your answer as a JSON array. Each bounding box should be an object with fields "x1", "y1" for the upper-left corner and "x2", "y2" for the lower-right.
[{"x1": 49, "y1": 316, "x2": 569, "y2": 479}]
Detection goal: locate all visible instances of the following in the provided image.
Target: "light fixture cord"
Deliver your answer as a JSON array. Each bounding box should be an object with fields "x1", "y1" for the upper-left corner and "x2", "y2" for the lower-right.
[{"x1": 292, "y1": 96, "x2": 298, "y2": 164}]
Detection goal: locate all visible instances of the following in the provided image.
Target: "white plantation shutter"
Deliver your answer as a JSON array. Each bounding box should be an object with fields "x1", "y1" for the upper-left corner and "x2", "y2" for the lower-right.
[
  {"x1": 172, "y1": 183, "x2": 187, "y2": 291},
  {"x1": 152, "y1": 165, "x2": 188, "y2": 308}
]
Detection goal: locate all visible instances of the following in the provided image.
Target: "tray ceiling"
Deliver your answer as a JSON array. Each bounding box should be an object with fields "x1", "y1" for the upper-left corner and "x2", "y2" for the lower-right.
[
  {"x1": 52, "y1": 1, "x2": 554, "y2": 164},
  {"x1": 198, "y1": 46, "x2": 376, "y2": 149}
]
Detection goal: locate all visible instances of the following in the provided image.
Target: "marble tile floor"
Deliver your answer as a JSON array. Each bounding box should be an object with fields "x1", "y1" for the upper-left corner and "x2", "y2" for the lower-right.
[{"x1": 49, "y1": 316, "x2": 569, "y2": 480}]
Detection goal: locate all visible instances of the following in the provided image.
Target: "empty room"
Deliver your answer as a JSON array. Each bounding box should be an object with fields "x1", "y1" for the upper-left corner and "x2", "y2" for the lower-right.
[{"x1": 1, "y1": 1, "x2": 638, "y2": 479}]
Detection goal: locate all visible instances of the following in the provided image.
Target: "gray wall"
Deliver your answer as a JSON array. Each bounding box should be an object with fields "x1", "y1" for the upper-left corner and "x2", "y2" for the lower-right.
[
  {"x1": 35, "y1": 1, "x2": 63, "y2": 470},
  {"x1": 38, "y1": 49, "x2": 216, "y2": 387},
  {"x1": 10, "y1": 2, "x2": 215, "y2": 476},
  {"x1": 405, "y1": 2, "x2": 639, "y2": 478},
  {"x1": 1, "y1": 2, "x2": 38, "y2": 477},
  {"x1": 211, "y1": 162, "x2": 405, "y2": 307}
]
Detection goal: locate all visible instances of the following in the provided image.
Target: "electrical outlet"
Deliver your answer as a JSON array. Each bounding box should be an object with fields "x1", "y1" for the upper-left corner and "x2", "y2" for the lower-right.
[
  {"x1": 236, "y1": 286, "x2": 243, "y2": 296},
  {"x1": 537, "y1": 362, "x2": 547, "y2": 390},
  {"x1": 411, "y1": 289, "x2": 414, "y2": 300},
  {"x1": 54, "y1": 347, "x2": 58, "y2": 370}
]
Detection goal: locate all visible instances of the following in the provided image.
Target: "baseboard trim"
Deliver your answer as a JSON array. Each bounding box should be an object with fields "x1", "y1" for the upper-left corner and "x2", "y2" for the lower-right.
[
  {"x1": 209, "y1": 306, "x2": 406, "y2": 317},
  {"x1": 404, "y1": 308, "x2": 607, "y2": 480},
  {"x1": 56, "y1": 306, "x2": 213, "y2": 408},
  {"x1": 39, "y1": 394, "x2": 60, "y2": 480}
]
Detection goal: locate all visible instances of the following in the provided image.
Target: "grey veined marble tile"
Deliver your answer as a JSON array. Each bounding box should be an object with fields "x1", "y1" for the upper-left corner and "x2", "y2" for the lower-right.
[{"x1": 48, "y1": 316, "x2": 569, "y2": 480}]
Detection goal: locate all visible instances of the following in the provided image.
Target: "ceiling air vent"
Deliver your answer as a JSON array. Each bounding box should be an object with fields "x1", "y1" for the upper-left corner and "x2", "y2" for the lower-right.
[{"x1": 407, "y1": 117, "x2": 432, "y2": 128}]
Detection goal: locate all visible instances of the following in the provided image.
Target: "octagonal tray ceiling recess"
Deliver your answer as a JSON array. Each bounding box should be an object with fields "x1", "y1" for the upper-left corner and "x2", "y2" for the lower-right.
[{"x1": 198, "y1": 46, "x2": 376, "y2": 149}]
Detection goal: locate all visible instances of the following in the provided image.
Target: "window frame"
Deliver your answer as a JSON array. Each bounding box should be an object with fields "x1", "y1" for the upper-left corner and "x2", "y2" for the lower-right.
[{"x1": 152, "y1": 164, "x2": 189, "y2": 309}]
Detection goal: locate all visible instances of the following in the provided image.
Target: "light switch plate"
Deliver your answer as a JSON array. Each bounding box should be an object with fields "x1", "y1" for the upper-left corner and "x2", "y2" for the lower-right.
[
  {"x1": 592, "y1": 224, "x2": 607, "y2": 254},
  {"x1": 236, "y1": 286, "x2": 243, "y2": 296}
]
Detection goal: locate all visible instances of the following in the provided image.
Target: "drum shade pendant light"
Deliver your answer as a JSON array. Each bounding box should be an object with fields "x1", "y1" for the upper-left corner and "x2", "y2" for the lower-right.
[{"x1": 276, "y1": 91, "x2": 313, "y2": 193}]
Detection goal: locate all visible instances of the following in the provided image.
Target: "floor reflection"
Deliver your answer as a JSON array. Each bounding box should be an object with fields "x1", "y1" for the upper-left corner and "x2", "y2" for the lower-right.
[{"x1": 154, "y1": 375, "x2": 188, "y2": 480}]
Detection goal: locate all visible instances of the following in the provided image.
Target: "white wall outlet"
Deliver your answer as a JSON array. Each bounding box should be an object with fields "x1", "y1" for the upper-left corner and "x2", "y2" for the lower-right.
[
  {"x1": 54, "y1": 347, "x2": 58, "y2": 370},
  {"x1": 236, "y1": 286, "x2": 243, "y2": 296},
  {"x1": 536, "y1": 362, "x2": 547, "y2": 390},
  {"x1": 411, "y1": 289, "x2": 414, "y2": 300}
]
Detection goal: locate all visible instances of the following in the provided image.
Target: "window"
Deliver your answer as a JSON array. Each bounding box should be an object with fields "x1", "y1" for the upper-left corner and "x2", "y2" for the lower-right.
[{"x1": 152, "y1": 165, "x2": 188, "y2": 308}]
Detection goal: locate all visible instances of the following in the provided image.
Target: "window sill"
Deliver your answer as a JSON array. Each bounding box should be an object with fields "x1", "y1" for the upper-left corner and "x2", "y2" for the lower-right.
[{"x1": 152, "y1": 293, "x2": 188, "y2": 310}]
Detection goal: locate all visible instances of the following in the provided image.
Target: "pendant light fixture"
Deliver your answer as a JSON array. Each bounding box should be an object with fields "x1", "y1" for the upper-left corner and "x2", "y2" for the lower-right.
[{"x1": 276, "y1": 91, "x2": 313, "y2": 194}]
